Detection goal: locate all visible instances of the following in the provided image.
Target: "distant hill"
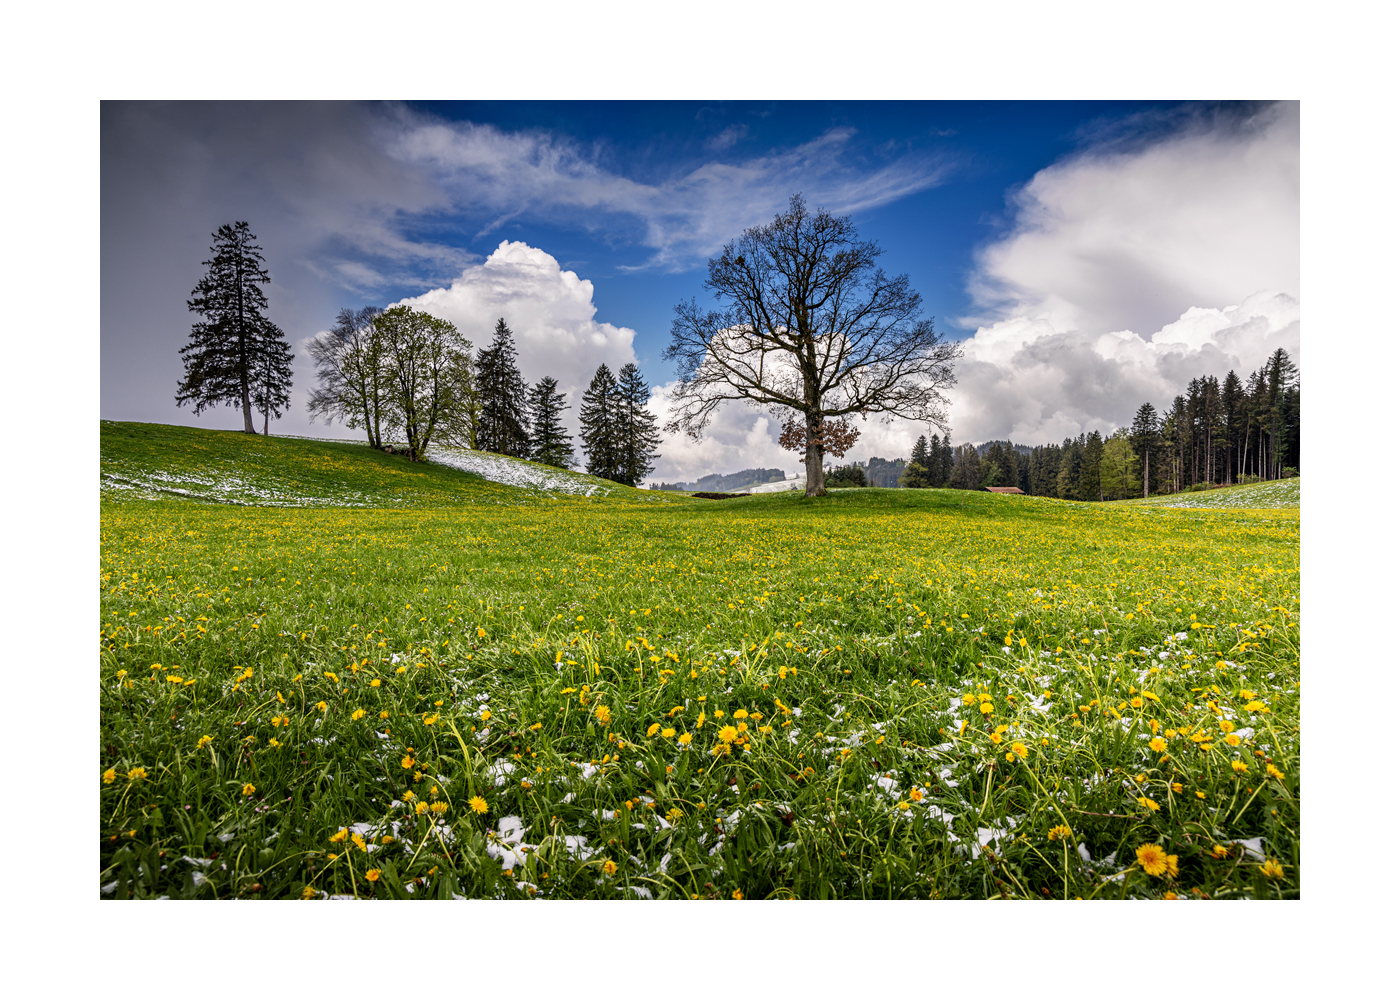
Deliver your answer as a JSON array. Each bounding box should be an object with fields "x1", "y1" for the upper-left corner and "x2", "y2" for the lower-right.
[{"x1": 650, "y1": 467, "x2": 789, "y2": 492}]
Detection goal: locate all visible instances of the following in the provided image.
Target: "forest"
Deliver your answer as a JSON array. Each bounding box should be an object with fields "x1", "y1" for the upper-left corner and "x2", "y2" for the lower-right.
[{"x1": 834, "y1": 348, "x2": 1300, "y2": 500}]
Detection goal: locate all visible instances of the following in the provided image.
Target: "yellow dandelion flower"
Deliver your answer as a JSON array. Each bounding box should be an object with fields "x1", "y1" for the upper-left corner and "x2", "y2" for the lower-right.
[
  {"x1": 469, "y1": 796, "x2": 488, "y2": 814},
  {"x1": 594, "y1": 705, "x2": 612, "y2": 726},
  {"x1": 1231, "y1": 760, "x2": 1249, "y2": 774},
  {"x1": 678, "y1": 733, "x2": 693, "y2": 746},
  {"x1": 1260, "y1": 858, "x2": 1285, "y2": 880},
  {"x1": 102, "y1": 768, "x2": 117, "y2": 784},
  {"x1": 351, "y1": 709, "x2": 366, "y2": 721},
  {"x1": 1149, "y1": 737, "x2": 1167, "y2": 753},
  {"x1": 329, "y1": 828, "x2": 348, "y2": 843},
  {"x1": 1165, "y1": 854, "x2": 1179, "y2": 878},
  {"x1": 1047, "y1": 824, "x2": 1072, "y2": 842},
  {"x1": 127, "y1": 767, "x2": 148, "y2": 781},
  {"x1": 646, "y1": 722, "x2": 661, "y2": 737},
  {"x1": 1137, "y1": 796, "x2": 1160, "y2": 812},
  {"x1": 717, "y1": 725, "x2": 739, "y2": 744},
  {"x1": 1136, "y1": 843, "x2": 1169, "y2": 876},
  {"x1": 1267, "y1": 763, "x2": 1285, "y2": 780},
  {"x1": 242, "y1": 782, "x2": 256, "y2": 796},
  {"x1": 1212, "y1": 844, "x2": 1230, "y2": 859},
  {"x1": 732, "y1": 889, "x2": 744, "y2": 900},
  {"x1": 365, "y1": 869, "x2": 381, "y2": 882},
  {"x1": 661, "y1": 727, "x2": 676, "y2": 739},
  {"x1": 1010, "y1": 742, "x2": 1029, "y2": 759},
  {"x1": 602, "y1": 859, "x2": 617, "y2": 876},
  {"x1": 910, "y1": 788, "x2": 924, "y2": 802}
]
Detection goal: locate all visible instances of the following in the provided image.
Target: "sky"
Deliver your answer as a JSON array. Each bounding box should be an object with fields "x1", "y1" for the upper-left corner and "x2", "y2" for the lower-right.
[{"x1": 101, "y1": 100, "x2": 1299, "y2": 483}]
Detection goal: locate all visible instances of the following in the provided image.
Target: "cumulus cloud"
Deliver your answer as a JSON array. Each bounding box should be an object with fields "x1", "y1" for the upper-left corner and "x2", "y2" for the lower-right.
[
  {"x1": 967, "y1": 102, "x2": 1299, "y2": 338},
  {"x1": 394, "y1": 241, "x2": 638, "y2": 442},
  {"x1": 946, "y1": 291, "x2": 1300, "y2": 445},
  {"x1": 944, "y1": 101, "x2": 1300, "y2": 445}
]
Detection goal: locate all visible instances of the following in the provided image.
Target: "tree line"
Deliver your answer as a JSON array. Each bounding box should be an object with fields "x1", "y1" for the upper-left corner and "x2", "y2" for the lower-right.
[
  {"x1": 890, "y1": 348, "x2": 1300, "y2": 499},
  {"x1": 176, "y1": 222, "x2": 661, "y2": 485}
]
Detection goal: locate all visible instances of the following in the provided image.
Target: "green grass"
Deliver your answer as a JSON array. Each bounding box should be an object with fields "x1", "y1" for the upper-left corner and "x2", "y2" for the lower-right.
[{"x1": 100, "y1": 423, "x2": 1300, "y2": 899}]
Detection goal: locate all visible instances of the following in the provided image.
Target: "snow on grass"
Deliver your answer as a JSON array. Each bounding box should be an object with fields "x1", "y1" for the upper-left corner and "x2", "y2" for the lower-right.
[
  {"x1": 1119, "y1": 478, "x2": 1300, "y2": 510},
  {"x1": 427, "y1": 446, "x2": 613, "y2": 496}
]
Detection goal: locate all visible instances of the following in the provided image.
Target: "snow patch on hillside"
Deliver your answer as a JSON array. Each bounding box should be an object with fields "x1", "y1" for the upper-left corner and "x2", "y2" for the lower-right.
[{"x1": 428, "y1": 446, "x2": 614, "y2": 496}]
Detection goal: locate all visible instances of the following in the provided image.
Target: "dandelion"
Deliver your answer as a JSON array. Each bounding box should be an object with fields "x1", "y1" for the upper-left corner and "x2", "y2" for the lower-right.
[
  {"x1": 989, "y1": 732, "x2": 1003, "y2": 745},
  {"x1": 431, "y1": 801, "x2": 449, "y2": 814},
  {"x1": 315, "y1": 701, "x2": 328, "y2": 712},
  {"x1": 1165, "y1": 854, "x2": 1179, "y2": 878},
  {"x1": 242, "y1": 783, "x2": 256, "y2": 796},
  {"x1": 1244, "y1": 700, "x2": 1267, "y2": 713},
  {"x1": 469, "y1": 796, "x2": 488, "y2": 814},
  {"x1": 197, "y1": 735, "x2": 213, "y2": 749},
  {"x1": 1212, "y1": 844, "x2": 1230, "y2": 859},
  {"x1": 732, "y1": 889, "x2": 744, "y2": 900},
  {"x1": 1009, "y1": 742, "x2": 1028, "y2": 759},
  {"x1": 678, "y1": 733, "x2": 693, "y2": 746},
  {"x1": 415, "y1": 802, "x2": 429, "y2": 815},
  {"x1": 1232, "y1": 760, "x2": 1249, "y2": 774},
  {"x1": 365, "y1": 869, "x2": 381, "y2": 882},
  {"x1": 329, "y1": 828, "x2": 349, "y2": 843},
  {"x1": 602, "y1": 859, "x2": 618, "y2": 876},
  {"x1": 1047, "y1": 824, "x2": 1072, "y2": 842},
  {"x1": 646, "y1": 723, "x2": 661, "y2": 737},
  {"x1": 1149, "y1": 737, "x2": 1167, "y2": 753},
  {"x1": 351, "y1": 709, "x2": 366, "y2": 721},
  {"x1": 401, "y1": 755, "x2": 415, "y2": 769},
  {"x1": 1136, "y1": 843, "x2": 1169, "y2": 876},
  {"x1": 1267, "y1": 763, "x2": 1285, "y2": 780},
  {"x1": 1260, "y1": 858, "x2": 1285, "y2": 880},
  {"x1": 594, "y1": 705, "x2": 612, "y2": 726},
  {"x1": 1137, "y1": 796, "x2": 1160, "y2": 812},
  {"x1": 480, "y1": 709, "x2": 492, "y2": 722},
  {"x1": 717, "y1": 725, "x2": 740, "y2": 744},
  {"x1": 102, "y1": 768, "x2": 117, "y2": 784},
  {"x1": 370, "y1": 679, "x2": 381, "y2": 688},
  {"x1": 351, "y1": 833, "x2": 367, "y2": 852},
  {"x1": 662, "y1": 728, "x2": 676, "y2": 739},
  {"x1": 128, "y1": 767, "x2": 148, "y2": 781},
  {"x1": 910, "y1": 788, "x2": 924, "y2": 802}
]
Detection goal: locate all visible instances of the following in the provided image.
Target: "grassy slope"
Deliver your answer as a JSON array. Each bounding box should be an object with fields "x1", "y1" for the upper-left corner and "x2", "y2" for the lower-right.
[
  {"x1": 100, "y1": 421, "x2": 678, "y2": 508},
  {"x1": 99, "y1": 424, "x2": 1300, "y2": 900},
  {"x1": 1114, "y1": 478, "x2": 1300, "y2": 510}
]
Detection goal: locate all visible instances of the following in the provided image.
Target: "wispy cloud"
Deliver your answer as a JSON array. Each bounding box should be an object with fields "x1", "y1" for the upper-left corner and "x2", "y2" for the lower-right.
[{"x1": 386, "y1": 112, "x2": 951, "y2": 268}]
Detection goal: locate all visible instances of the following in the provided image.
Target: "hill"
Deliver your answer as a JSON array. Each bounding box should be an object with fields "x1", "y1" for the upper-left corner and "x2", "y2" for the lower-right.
[{"x1": 100, "y1": 422, "x2": 683, "y2": 508}]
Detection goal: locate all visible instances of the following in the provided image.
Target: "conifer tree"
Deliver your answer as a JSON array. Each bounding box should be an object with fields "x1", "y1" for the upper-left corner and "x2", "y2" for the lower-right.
[
  {"x1": 1078, "y1": 431, "x2": 1104, "y2": 501},
  {"x1": 527, "y1": 376, "x2": 576, "y2": 470},
  {"x1": 901, "y1": 434, "x2": 931, "y2": 488},
  {"x1": 1129, "y1": 402, "x2": 1160, "y2": 497},
  {"x1": 251, "y1": 316, "x2": 294, "y2": 435},
  {"x1": 176, "y1": 222, "x2": 278, "y2": 433},
  {"x1": 580, "y1": 364, "x2": 621, "y2": 481},
  {"x1": 474, "y1": 318, "x2": 530, "y2": 457},
  {"x1": 617, "y1": 363, "x2": 661, "y2": 487}
]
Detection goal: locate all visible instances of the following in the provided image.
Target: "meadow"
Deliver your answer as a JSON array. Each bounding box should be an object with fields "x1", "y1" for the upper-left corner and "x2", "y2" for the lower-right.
[{"x1": 99, "y1": 423, "x2": 1300, "y2": 899}]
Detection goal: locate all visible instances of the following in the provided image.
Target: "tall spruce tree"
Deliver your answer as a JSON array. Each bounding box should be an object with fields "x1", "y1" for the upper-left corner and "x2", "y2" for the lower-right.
[
  {"x1": 580, "y1": 364, "x2": 621, "y2": 481},
  {"x1": 474, "y1": 318, "x2": 530, "y2": 457},
  {"x1": 251, "y1": 316, "x2": 294, "y2": 435},
  {"x1": 527, "y1": 376, "x2": 576, "y2": 469},
  {"x1": 617, "y1": 363, "x2": 661, "y2": 487},
  {"x1": 176, "y1": 222, "x2": 277, "y2": 433},
  {"x1": 1078, "y1": 431, "x2": 1104, "y2": 501},
  {"x1": 901, "y1": 434, "x2": 931, "y2": 487},
  {"x1": 1129, "y1": 403, "x2": 1160, "y2": 497}
]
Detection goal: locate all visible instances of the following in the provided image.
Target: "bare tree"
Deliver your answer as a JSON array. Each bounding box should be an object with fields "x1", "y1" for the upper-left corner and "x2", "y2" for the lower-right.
[
  {"x1": 307, "y1": 306, "x2": 392, "y2": 448},
  {"x1": 664, "y1": 195, "x2": 961, "y2": 497}
]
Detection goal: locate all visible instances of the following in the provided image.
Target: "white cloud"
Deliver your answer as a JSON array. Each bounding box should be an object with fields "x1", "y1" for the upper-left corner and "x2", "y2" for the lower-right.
[
  {"x1": 390, "y1": 117, "x2": 949, "y2": 268},
  {"x1": 395, "y1": 241, "x2": 638, "y2": 445},
  {"x1": 946, "y1": 291, "x2": 1299, "y2": 445},
  {"x1": 944, "y1": 101, "x2": 1300, "y2": 446},
  {"x1": 967, "y1": 102, "x2": 1299, "y2": 339}
]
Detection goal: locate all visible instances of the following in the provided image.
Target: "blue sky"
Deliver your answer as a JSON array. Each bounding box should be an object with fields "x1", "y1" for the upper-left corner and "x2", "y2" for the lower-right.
[{"x1": 101, "y1": 100, "x2": 1299, "y2": 481}]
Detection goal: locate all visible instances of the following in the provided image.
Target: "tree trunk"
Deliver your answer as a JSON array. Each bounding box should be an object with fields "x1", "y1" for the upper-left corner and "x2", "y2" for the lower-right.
[{"x1": 804, "y1": 409, "x2": 827, "y2": 497}]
